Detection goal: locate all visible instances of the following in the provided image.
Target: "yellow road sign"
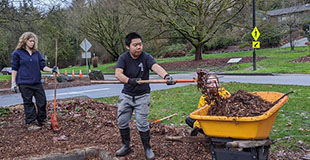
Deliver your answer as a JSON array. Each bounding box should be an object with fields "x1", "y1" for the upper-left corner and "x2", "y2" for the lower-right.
[
  {"x1": 251, "y1": 27, "x2": 260, "y2": 41},
  {"x1": 252, "y1": 41, "x2": 260, "y2": 48}
]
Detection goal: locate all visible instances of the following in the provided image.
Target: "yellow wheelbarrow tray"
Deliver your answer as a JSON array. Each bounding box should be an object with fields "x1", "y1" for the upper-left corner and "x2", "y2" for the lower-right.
[{"x1": 190, "y1": 91, "x2": 289, "y2": 140}]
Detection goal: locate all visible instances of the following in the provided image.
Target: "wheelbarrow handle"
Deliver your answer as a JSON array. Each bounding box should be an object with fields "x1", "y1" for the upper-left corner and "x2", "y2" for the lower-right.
[
  {"x1": 271, "y1": 90, "x2": 295, "y2": 106},
  {"x1": 91, "y1": 79, "x2": 196, "y2": 84}
]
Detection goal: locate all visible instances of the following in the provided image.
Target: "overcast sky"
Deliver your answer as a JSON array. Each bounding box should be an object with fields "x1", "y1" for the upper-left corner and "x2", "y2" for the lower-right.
[{"x1": 11, "y1": 0, "x2": 72, "y2": 11}]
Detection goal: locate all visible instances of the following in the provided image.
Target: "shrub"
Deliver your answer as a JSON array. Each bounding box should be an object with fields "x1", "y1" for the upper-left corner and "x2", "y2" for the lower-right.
[
  {"x1": 159, "y1": 44, "x2": 186, "y2": 58},
  {"x1": 92, "y1": 56, "x2": 99, "y2": 68},
  {"x1": 189, "y1": 48, "x2": 196, "y2": 55},
  {"x1": 260, "y1": 27, "x2": 282, "y2": 47},
  {"x1": 238, "y1": 42, "x2": 251, "y2": 49},
  {"x1": 0, "y1": 108, "x2": 10, "y2": 117},
  {"x1": 241, "y1": 32, "x2": 252, "y2": 43},
  {"x1": 162, "y1": 51, "x2": 186, "y2": 58},
  {"x1": 205, "y1": 36, "x2": 237, "y2": 50}
]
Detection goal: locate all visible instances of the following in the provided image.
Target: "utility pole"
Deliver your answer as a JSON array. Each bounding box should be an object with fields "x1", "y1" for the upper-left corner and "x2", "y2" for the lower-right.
[{"x1": 252, "y1": 0, "x2": 256, "y2": 71}]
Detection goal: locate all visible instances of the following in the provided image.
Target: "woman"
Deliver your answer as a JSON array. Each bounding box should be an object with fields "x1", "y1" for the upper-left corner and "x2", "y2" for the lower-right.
[{"x1": 11, "y1": 32, "x2": 57, "y2": 131}]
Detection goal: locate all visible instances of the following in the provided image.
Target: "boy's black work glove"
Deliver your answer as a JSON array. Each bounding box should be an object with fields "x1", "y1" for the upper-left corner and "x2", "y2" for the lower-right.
[
  {"x1": 164, "y1": 74, "x2": 176, "y2": 85},
  {"x1": 51, "y1": 66, "x2": 58, "y2": 74},
  {"x1": 128, "y1": 78, "x2": 141, "y2": 86}
]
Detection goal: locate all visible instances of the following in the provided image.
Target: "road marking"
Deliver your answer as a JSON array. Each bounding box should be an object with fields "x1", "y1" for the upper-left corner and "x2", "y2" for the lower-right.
[{"x1": 52, "y1": 88, "x2": 110, "y2": 96}]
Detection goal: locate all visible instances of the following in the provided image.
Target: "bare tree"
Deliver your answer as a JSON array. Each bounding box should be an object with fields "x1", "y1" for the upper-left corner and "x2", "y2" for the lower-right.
[
  {"x1": 280, "y1": 3, "x2": 309, "y2": 51},
  {"x1": 127, "y1": 0, "x2": 247, "y2": 60},
  {"x1": 71, "y1": 0, "x2": 131, "y2": 60}
]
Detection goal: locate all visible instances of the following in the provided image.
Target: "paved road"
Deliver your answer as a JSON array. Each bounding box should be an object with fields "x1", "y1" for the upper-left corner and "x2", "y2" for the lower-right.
[{"x1": 0, "y1": 73, "x2": 309, "y2": 107}]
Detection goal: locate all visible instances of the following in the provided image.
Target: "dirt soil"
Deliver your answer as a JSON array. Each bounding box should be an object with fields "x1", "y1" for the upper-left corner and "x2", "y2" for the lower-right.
[
  {"x1": 0, "y1": 98, "x2": 305, "y2": 160},
  {"x1": 289, "y1": 55, "x2": 310, "y2": 63}
]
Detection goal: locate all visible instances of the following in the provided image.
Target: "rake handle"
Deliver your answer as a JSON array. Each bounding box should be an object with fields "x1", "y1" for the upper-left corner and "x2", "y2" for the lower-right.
[{"x1": 91, "y1": 79, "x2": 196, "y2": 84}]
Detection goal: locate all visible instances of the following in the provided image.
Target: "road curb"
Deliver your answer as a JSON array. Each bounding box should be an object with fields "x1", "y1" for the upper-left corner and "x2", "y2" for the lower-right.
[{"x1": 28, "y1": 146, "x2": 118, "y2": 160}]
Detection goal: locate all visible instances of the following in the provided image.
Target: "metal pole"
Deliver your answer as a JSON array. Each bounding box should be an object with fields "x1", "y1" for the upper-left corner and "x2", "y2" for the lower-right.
[
  {"x1": 253, "y1": 0, "x2": 256, "y2": 71},
  {"x1": 85, "y1": 43, "x2": 88, "y2": 73}
]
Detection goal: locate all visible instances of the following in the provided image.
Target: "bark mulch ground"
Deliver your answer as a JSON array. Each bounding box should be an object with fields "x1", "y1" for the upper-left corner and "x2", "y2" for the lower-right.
[
  {"x1": 0, "y1": 98, "x2": 210, "y2": 160},
  {"x1": 0, "y1": 98, "x2": 305, "y2": 160}
]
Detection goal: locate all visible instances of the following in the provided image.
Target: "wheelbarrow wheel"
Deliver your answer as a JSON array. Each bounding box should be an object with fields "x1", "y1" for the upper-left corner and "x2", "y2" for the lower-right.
[{"x1": 257, "y1": 145, "x2": 269, "y2": 160}]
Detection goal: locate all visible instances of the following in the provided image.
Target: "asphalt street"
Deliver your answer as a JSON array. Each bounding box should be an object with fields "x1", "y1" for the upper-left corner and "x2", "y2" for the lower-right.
[{"x1": 0, "y1": 73, "x2": 309, "y2": 107}]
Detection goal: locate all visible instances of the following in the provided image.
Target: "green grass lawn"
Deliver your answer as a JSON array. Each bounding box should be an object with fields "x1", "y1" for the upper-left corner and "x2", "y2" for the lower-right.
[
  {"x1": 0, "y1": 75, "x2": 11, "y2": 82},
  {"x1": 96, "y1": 82, "x2": 310, "y2": 151},
  {"x1": 57, "y1": 45, "x2": 310, "y2": 74}
]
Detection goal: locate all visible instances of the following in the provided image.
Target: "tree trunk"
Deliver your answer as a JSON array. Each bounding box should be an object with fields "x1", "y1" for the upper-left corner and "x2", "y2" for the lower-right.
[
  {"x1": 289, "y1": 26, "x2": 294, "y2": 51},
  {"x1": 194, "y1": 44, "x2": 203, "y2": 61}
]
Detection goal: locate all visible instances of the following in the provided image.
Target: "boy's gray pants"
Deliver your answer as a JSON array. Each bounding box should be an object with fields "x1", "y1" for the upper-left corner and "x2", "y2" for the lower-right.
[{"x1": 117, "y1": 93, "x2": 150, "y2": 132}]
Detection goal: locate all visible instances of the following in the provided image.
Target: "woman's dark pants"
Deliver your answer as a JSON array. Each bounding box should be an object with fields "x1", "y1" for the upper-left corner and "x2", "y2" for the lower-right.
[{"x1": 19, "y1": 84, "x2": 47, "y2": 124}]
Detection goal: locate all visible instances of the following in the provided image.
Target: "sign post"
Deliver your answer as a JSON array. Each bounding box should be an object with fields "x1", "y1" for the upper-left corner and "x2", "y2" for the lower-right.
[
  {"x1": 251, "y1": 26, "x2": 260, "y2": 71},
  {"x1": 80, "y1": 39, "x2": 92, "y2": 73}
]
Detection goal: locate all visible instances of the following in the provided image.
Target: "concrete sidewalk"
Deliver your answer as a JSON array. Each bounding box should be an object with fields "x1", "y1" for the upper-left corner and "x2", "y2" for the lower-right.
[{"x1": 280, "y1": 37, "x2": 308, "y2": 48}]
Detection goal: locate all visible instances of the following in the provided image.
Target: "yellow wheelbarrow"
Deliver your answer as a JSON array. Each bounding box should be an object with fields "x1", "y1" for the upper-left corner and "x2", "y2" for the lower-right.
[{"x1": 189, "y1": 91, "x2": 290, "y2": 160}]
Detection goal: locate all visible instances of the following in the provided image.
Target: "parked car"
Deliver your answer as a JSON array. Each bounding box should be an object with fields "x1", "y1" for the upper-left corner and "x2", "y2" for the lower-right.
[{"x1": 1, "y1": 67, "x2": 12, "y2": 75}]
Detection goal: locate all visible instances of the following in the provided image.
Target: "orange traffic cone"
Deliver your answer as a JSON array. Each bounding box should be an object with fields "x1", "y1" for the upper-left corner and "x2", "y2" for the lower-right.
[
  {"x1": 79, "y1": 69, "x2": 83, "y2": 78},
  {"x1": 57, "y1": 70, "x2": 60, "y2": 76},
  {"x1": 72, "y1": 70, "x2": 75, "y2": 78},
  {"x1": 64, "y1": 70, "x2": 67, "y2": 76}
]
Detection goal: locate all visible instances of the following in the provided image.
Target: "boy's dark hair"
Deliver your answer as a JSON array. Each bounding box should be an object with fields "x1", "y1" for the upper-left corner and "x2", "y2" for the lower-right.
[{"x1": 125, "y1": 32, "x2": 142, "y2": 46}]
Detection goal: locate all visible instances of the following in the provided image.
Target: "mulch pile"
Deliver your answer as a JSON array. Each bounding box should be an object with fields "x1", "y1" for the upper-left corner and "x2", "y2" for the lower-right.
[
  {"x1": 0, "y1": 98, "x2": 210, "y2": 160},
  {"x1": 289, "y1": 55, "x2": 310, "y2": 63},
  {"x1": 208, "y1": 90, "x2": 272, "y2": 117}
]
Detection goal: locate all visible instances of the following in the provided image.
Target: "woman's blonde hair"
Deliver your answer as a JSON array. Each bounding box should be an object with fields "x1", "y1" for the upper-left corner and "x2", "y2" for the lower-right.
[{"x1": 16, "y1": 32, "x2": 38, "y2": 52}]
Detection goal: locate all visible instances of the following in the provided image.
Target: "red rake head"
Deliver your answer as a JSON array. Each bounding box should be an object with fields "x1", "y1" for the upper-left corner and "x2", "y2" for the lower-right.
[{"x1": 51, "y1": 113, "x2": 61, "y2": 132}]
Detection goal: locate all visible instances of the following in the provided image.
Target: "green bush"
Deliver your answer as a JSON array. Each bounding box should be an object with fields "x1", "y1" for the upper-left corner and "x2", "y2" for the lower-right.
[
  {"x1": 0, "y1": 108, "x2": 11, "y2": 117},
  {"x1": 189, "y1": 48, "x2": 196, "y2": 55},
  {"x1": 238, "y1": 42, "x2": 251, "y2": 49},
  {"x1": 159, "y1": 43, "x2": 186, "y2": 58},
  {"x1": 260, "y1": 27, "x2": 282, "y2": 47},
  {"x1": 241, "y1": 32, "x2": 252, "y2": 43},
  {"x1": 162, "y1": 51, "x2": 186, "y2": 58},
  {"x1": 205, "y1": 36, "x2": 237, "y2": 50}
]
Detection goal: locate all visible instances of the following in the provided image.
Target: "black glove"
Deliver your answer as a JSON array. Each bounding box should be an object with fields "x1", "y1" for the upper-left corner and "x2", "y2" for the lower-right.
[
  {"x1": 164, "y1": 74, "x2": 176, "y2": 85},
  {"x1": 128, "y1": 78, "x2": 141, "y2": 86},
  {"x1": 52, "y1": 66, "x2": 58, "y2": 74}
]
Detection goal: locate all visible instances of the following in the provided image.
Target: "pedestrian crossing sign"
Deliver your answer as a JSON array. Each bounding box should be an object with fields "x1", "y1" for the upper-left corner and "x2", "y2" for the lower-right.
[
  {"x1": 251, "y1": 27, "x2": 260, "y2": 41},
  {"x1": 252, "y1": 41, "x2": 260, "y2": 48}
]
